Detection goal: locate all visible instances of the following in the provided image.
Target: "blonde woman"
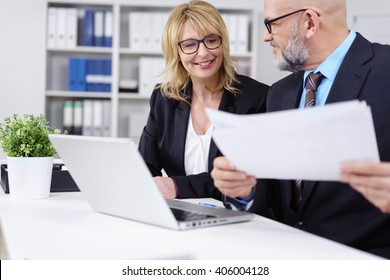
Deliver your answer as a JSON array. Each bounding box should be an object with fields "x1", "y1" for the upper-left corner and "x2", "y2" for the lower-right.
[{"x1": 138, "y1": 0, "x2": 269, "y2": 199}]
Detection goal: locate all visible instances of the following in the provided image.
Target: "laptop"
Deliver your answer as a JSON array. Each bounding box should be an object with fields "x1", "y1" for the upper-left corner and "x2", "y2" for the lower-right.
[{"x1": 49, "y1": 135, "x2": 253, "y2": 230}]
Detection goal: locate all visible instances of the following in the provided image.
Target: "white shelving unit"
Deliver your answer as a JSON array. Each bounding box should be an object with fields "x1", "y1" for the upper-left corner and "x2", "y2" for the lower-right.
[{"x1": 44, "y1": 0, "x2": 262, "y2": 138}]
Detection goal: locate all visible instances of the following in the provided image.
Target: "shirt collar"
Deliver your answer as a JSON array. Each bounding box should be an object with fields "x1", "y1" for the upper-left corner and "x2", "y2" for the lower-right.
[{"x1": 304, "y1": 30, "x2": 356, "y2": 81}]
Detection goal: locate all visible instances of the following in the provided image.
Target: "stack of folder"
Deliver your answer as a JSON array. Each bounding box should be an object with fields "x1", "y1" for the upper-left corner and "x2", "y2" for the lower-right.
[
  {"x1": 68, "y1": 58, "x2": 112, "y2": 92},
  {"x1": 82, "y1": 9, "x2": 113, "y2": 47},
  {"x1": 221, "y1": 13, "x2": 250, "y2": 55},
  {"x1": 47, "y1": 7, "x2": 113, "y2": 48},
  {"x1": 61, "y1": 99, "x2": 111, "y2": 137}
]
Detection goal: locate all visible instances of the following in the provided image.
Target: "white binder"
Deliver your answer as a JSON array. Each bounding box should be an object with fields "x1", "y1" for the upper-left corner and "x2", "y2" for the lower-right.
[
  {"x1": 47, "y1": 7, "x2": 57, "y2": 47},
  {"x1": 94, "y1": 11, "x2": 104, "y2": 46},
  {"x1": 65, "y1": 8, "x2": 78, "y2": 48},
  {"x1": 237, "y1": 14, "x2": 249, "y2": 54},
  {"x1": 129, "y1": 12, "x2": 142, "y2": 51},
  {"x1": 139, "y1": 57, "x2": 165, "y2": 96},
  {"x1": 102, "y1": 100, "x2": 111, "y2": 137},
  {"x1": 56, "y1": 8, "x2": 67, "y2": 48},
  {"x1": 73, "y1": 100, "x2": 83, "y2": 135},
  {"x1": 103, "y1": 11, "x2": 113, "y2": 46},
  {"x1": 92, "y1": 100, "x2": 104, "y2": 136},
  {"x1": 82, "y1": 99, "x2": 94, "y2": 136}
]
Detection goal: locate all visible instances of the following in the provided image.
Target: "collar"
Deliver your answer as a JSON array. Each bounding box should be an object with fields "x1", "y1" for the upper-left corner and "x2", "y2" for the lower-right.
[{"x1": 304, "y1": 30, "x2": 356, "y2": 81}]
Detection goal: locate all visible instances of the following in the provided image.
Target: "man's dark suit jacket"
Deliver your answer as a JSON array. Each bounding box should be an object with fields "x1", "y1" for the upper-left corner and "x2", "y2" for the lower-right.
[
  {"x1": 139, "y1": 74, "x2": 269, "y2": 200},
  {"x1": 253, "y1": 33, "x2": 390, "y2": 258}
]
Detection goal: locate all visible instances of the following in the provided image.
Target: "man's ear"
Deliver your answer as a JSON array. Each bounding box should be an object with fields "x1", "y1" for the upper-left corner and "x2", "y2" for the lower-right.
[{"x1": 303, "y1": 9, "x2": 320, "y2": 39}]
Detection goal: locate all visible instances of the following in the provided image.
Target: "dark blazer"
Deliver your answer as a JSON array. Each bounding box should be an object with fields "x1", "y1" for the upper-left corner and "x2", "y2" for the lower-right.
[
  {"x1": 253, "y1": 33, "x2": 390, "y2": 258},
  {"x1": 139, "y1": 74, "x2": 269, "y2": 200}
]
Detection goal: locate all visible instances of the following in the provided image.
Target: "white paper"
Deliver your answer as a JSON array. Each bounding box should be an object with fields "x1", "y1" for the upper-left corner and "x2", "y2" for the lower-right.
[{"x1": 206, "y1": 100, "x2": 380, "y2": 181}]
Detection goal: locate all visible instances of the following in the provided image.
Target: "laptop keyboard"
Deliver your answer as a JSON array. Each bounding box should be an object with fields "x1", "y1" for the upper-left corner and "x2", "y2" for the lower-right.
[{"x1": 170, "y1": 208, "x2": 215, "y2": 221}]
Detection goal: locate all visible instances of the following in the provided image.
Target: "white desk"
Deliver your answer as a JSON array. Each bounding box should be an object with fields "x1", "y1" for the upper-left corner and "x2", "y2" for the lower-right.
[{"x1": 0, "y1": 190, "x2": 380, "y2": 260}]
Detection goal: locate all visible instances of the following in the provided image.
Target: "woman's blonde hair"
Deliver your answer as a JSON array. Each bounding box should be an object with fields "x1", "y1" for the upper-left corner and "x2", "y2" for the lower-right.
[{"x1": 159, "y1": 0, "x2": 239, "y2": 102}]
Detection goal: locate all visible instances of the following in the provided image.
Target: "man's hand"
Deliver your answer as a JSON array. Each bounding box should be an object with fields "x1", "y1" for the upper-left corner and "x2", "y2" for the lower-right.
[
  {"x1": 211, "y1": 156, "x2": 257, "y2": 199},
  {"x1": 340, "y1": 162, "x2": 390, "y2": 213}
]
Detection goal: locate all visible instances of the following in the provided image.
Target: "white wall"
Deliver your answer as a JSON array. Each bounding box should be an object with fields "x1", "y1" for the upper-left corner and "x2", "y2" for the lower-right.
[
  {"x1": 0, "y1": 0, "x2": 46, "y2": 122},
  {"x1": 0, "y1": 0, "x2": 46, "y2": 159}
]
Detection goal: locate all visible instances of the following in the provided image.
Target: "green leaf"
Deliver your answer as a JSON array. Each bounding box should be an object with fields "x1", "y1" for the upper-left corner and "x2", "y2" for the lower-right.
[{"x1": 0, "y1": 114, "x2": 67, "y2": 157}]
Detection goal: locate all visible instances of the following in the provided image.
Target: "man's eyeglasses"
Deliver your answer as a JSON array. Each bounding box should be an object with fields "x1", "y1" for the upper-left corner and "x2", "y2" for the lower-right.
[
  {"x1": 178, "y1": 34, "x2": 222, "y2": 55},
  {"x1": 264, "y1": 9, "x2": 308, "y2": 34}
]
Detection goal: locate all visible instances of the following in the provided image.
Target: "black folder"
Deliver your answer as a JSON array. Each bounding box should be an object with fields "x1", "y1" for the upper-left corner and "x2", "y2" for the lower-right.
[{"x1": 0, "y1": 163, "x2": 79, "y2": 194}]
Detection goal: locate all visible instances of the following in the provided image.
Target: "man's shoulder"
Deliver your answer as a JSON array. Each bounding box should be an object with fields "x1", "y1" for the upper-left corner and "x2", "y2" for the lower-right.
[
  {"x1": 351, "y1": 33, "x2": 390, "y2": 62},
  {"x1": 356, "y1": 32, "x2": 390, "y2": 50},
  {"x1": 371, "y1": 41, "x2": 390, "y2": 59},
  {"x1": 271, "y1": 71, "x2": 302, "y2": 88},
  {"x1": 235, "y1": 74, "x2": 269, "y2": 91}
]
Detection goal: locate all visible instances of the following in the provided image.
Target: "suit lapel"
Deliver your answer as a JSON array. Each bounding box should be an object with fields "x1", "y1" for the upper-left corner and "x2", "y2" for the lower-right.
[
  {"x1": 326, "y1": 33, "x2": 372, "y2": 105},
  {"x1": 174, "y1": 91, "x2": 191, "y2": 174},
  {"x1": 280, "y1": 73, "x2": 304, "y2": 207},
  {"x1": 282, "y1": 72, "x2": 304, "y2": 110},
  {"x1": 301, "y1": 33, "x2": 373, "y2": 209},
  {"x1": 208, "y1": 91, "x2": 236, "y2": 170}
]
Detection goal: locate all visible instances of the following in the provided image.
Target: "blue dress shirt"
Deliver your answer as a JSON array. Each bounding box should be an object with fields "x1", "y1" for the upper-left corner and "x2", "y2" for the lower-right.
[{"x1": 298, "y1": 31, "x2": 356, "y2": 108}]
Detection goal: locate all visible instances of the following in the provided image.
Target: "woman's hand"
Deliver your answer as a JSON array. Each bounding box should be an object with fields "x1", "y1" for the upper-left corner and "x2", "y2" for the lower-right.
[{"x1": 153, "y1": 176, "x2": 178, "y2": 199}]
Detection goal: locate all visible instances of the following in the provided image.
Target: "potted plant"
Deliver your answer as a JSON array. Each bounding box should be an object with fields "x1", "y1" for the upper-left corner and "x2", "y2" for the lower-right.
[{"x1": 0, "y1": 114, "x2": 65, "y2": 199}]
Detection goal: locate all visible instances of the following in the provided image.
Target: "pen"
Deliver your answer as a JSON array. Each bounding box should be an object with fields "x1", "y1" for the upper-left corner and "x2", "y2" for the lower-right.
[{"x1": 198, "y1": 202, "x2": 220, "y2": 208}]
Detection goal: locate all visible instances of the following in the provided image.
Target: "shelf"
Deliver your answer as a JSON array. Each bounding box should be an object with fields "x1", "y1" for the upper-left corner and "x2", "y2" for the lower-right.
[
  {"x1": 45, "y1": 0, "x2": 261, "y2": 138},
  {"x1": 118, "y1": 93, "x2": 150, "y2": 100},
  {"x1": 47, "y1": 46, "x2": 113, "y2": 54},
  {"x1": 119, "y1": 48, "x2": 163, "y2": 56},
  {"x1": 46, "y1": 90, "x2": 111, "y2": 99}
]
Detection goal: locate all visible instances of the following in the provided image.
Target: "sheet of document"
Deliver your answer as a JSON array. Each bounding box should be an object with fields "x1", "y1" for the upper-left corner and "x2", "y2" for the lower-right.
[{"x1": 206, "y1": 100, "x2": 379, "y2": 181}]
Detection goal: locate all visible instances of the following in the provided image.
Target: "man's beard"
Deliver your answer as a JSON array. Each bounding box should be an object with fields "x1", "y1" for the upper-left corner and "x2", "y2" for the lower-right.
[{"x1": 276, "y1": 22, "x2": 309, "y2": 72}]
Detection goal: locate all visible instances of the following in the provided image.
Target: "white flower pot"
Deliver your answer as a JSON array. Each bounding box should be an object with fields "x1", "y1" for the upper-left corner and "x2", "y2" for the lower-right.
[{"x1": 7, "y1": 156, "x2": 53, "y2": 199}]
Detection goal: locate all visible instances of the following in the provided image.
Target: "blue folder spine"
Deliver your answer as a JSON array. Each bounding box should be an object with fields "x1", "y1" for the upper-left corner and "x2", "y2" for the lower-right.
[{"x1": 82, "y1": 10, "x2": 94, "y2": 46}]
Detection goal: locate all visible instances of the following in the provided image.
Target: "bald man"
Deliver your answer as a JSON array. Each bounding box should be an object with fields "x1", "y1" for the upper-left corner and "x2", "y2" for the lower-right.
[{"x1": 211, "y1": 0, "x2": 390, "y2": 258}]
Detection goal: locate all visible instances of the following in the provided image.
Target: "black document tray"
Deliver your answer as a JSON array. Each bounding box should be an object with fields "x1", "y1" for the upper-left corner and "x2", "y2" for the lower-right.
[{"x1": 0, "y1": 163, "x2": 79, "y2": 194}]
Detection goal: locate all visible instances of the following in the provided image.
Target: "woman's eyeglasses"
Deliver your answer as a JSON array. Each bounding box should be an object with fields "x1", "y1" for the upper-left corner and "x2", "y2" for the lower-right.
[{"x1": 178, "y1": 34, "x2": 222, "y2": 55}]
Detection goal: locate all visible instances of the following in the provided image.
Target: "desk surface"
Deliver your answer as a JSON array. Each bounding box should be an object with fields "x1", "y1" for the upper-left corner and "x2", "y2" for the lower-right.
[{"x1": 0, "y1": 190, "x2": 380, "y2": 260}]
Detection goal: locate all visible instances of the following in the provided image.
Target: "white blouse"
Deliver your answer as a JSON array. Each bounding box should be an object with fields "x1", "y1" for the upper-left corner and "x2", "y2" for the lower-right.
[{"x1": 184, "y1": 114, "x2": 214, "y2": 175}]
